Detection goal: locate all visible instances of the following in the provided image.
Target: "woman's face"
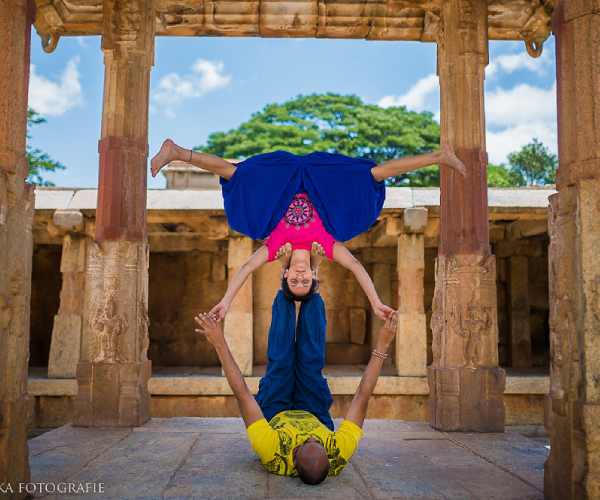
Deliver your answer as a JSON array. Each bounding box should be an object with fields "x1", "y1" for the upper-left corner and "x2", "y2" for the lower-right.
[{"x1": 285, "y1": 250, "x2": 313, "y2": 297}]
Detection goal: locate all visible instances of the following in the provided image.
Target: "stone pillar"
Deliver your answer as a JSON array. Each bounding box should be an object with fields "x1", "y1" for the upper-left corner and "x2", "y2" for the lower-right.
[
  {"x1": 48, "y1": 210, "x2": 87, "y2": 378},
  {"x1": 545, "y1": 2, "x2": 600, "y2": 498},
  {"x1": 429, "y1": 0, "x2": 505, "y2": 431},
  {"x1": 0, "y1": 0, "x2": 34, "y2": 497},
  {"x1": 223, "y1": 236, "x2": 253, "y2": 376},
  {"x1": 396, "y1": 208, "x2": 428, "y2": 376},
  {"x1": 74, "y1": 0, "x2": 155, "y2": 427},
  {"x1": 508, "y1": 255, "x2": 532, "y2": 368}
]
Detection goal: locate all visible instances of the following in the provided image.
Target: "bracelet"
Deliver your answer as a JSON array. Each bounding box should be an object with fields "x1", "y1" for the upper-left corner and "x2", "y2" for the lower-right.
[{"x1": 371, "y1": 349, "x2": 388, "y2": 360}]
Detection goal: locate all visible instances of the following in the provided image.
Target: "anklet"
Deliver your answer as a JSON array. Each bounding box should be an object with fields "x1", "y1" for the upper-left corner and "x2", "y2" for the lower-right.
[{"x1": 371, "y1": 349, "x2": 388, "y2": 360}]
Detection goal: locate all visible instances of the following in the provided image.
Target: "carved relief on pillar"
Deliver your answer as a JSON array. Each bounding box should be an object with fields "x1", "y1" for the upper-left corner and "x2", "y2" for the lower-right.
[
  {"x1": 83, "y1": 239, "x2": 149, "y2": 364},
  {"x1": 76, "y1": 238, "x2": 151, "y2": 426},
  {"x1": 437, "y1": 0, "x2": 487, "y2": 75},
  {"x1": 431, "y1": 253, "x2": 498, "y2": 370},
  {"x1": 102, "y1": 0, "x2": 155, "y2": 62}
]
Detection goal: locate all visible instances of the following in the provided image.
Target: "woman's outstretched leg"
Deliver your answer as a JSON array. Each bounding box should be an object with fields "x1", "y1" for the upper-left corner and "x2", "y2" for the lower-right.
[
  {"x1": 150, "y1": 138, "x2": 236, "y2": 179},
  {"x1": 370, "y1": 144, "x2": 466, "y2": 182}
]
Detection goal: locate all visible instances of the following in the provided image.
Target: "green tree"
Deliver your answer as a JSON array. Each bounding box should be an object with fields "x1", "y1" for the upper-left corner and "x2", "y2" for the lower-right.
[
  {"x1": 195, "y1": 93, "x2": 441, "y2": 186},
  {"x1": 506, "y1": 138, "x2": 557, "y2": 186},
  {"x1": 487, "y1": 163, "x2": 525, "y2": 187},
  {"x1": 27, "y1": 109, "x2": 66, "y2": 186}
]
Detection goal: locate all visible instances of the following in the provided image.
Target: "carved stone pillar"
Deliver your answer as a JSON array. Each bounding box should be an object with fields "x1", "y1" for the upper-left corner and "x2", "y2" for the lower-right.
[
  {"x1": 396, "y1": 208, "x2": 427, "y2": 376},
  {"x1": 223, "y1": 236, "x2": 253, "y2": 376},
  {"x1": 429, "y1": 0, "x2": 505, "y2": 431},
  {"x1": 74, "y1": 0, "x2": 154, "y2": 426},
  {"x1": 48, "y1": 212, "x2": 87, "y2": 378},
  {"x1": 545, "y1": 2, "x2": 600, "y2": 498},
  {"x1": 509, "y1": 255, "x2": 532, "y2": 368},
  {"x1": 0, "y1": 0, "x2": 34, "y2": 496}
]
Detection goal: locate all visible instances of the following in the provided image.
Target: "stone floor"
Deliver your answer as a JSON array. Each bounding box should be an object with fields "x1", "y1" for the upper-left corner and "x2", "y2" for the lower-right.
[{"x1": 27, "y1": 418, "x2": 548, "y2": 500}]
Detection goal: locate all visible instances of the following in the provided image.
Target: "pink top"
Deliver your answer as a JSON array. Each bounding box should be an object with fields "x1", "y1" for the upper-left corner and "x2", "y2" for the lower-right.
[{"x1": 265, "y1": 193, "x2": 336, "y2": 262}]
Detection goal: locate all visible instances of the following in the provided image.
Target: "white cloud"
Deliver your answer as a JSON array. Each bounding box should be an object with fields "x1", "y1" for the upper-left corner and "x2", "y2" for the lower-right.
[
  {"x1": 378, "y1": 74, "x2": 439, "y2": 112},
  {"x1": 487, "y1": 122, "x2": 557, "y2": 165},
  {"x1": 486, "y1": 50, "x2": 551, "y2": 78},
  {"x1": 28, "y1": 56, "x2": 83, "y2": 116},
  {"x1": 152, "y1": 59, "x2": 231, "y2": 116},
  {"x1": 485, "y1": 81, "x2": 557, "y2": 163},
  {"x1": 375, "y1": 48, "x2": 557, "y2": 163},
  {"x1": 486, "y1": 82, "x2": 556, "y2": 127}
]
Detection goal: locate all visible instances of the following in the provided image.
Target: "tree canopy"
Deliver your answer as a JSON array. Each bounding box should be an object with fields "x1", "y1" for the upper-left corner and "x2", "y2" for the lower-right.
[
  {"x1": 506, "y1": 138, "x2": 557, "y2": 186},
  {"x1": 27, "y1": 109, "x2": 65, "y2": 186},
  {"x1": 195, "y1": 93, "x2": 556, "y2": 187},
  {"x1": 195, "y1": 93, "x2": 441, "y2": 186}
]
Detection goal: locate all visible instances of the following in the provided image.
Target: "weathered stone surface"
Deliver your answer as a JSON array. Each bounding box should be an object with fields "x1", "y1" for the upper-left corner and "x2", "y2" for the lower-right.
[
  {"x1": 396, "y1": 233, "x2": 427, "y2": 376},
  {"x1": 162, "y1": 161, "x2": 221, "y2": 190},
  {"x1": 509, "y1": 255, "x2": 532, "y2": 368},
  {"x1": 545, "y1": 2, "x2": 600, "y2": 498},
  {"x1": 51, "y1": 209, "x2": 83, "y2": 232},
  {"x1": 432, "y1": 0, "x2": 505, "y2": 432},
  {"x1": 349, "y1": 307, "x2": 366, "y2": 345},
  {"x1": 47, "y1": 314, "x2": 81, "y2": 378},
  {"x1": 149, "y1": 250, "x2": 226, "y2": 367},
  {"x1": 75, "y1": 240, "x2": 152, "y2": 426},
  {"x1": 224, "y1": 237, "x2": 254, "y2": 375},
  {"x1": 403, "y1": 207, "x2": 428, "y2": 233},
  {"x1": 0, "y1": 1, "x2": 35, "y2": 497},
  {"x1": 33, "y1": 0, "x2": 555, "y2": 45},
  {"x1": 429, "y1": 254, "x2": 505, "y2": 431},
  {"x1": 370, "y1": 261, "x2": 394, "y2": 357}
]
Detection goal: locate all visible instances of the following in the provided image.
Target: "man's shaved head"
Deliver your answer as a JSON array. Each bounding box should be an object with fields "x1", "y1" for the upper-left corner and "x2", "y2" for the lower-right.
[{"x1": 293, "y1": 438, "x2": 330, "y2": 485}]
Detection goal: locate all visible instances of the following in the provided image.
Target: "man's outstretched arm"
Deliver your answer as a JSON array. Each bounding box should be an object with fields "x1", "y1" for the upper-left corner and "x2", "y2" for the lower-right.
[
  {"x1": 344, "y1": 312, "x2": 398, "y2": 428},
  {"x1": 194, "y1": 313, "x2": 264, "y2": 428}
]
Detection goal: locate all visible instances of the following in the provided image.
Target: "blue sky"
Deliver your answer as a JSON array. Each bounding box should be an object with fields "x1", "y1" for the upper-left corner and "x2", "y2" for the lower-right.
[{"x1": 28, "y1": 32, "x2": 557, "y2": 188}]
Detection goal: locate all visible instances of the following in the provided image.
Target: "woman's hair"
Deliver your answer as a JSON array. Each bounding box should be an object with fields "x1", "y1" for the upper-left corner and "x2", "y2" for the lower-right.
[{"x1": 281, "y1": 274, "x2": 318, "y2": 302}]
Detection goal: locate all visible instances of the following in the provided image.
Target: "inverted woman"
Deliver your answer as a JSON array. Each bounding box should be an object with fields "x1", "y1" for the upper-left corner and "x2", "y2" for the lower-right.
[{"x1": 150, "y1": 140, "x2": 466, "y2": 318}]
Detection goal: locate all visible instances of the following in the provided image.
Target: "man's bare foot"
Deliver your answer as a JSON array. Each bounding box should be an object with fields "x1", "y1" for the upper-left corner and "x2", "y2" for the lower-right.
[
  {"x1": 151, "y1": 139, "x2": 185, "y2": 178},
  {"x1": 276, "y1": 242, "x2": 292, "y2": 267},
  {"x1": 438, "y1": 143, "x2": 467, "y2": 177}
]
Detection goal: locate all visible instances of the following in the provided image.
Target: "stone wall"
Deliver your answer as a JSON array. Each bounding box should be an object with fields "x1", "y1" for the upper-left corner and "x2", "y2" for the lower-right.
[
  {"x1": 148, "y1": 248, "x2": 227, "y2": 367},
  {"x1": 28, "y1": 223, "x2": 551, "y2": 372}
]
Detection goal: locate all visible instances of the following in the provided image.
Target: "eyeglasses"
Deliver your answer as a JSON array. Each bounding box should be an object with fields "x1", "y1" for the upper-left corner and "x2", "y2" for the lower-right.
[{"x1": 289, "y1": 278, "x2": 311, "y2": 288}]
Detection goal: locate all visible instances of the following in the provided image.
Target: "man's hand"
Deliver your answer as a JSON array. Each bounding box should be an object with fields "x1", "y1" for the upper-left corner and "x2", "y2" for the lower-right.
[
  {"x1": 209, "y1": 299, "x2": 231, "y2": 322},
  {"x1": 375, "y1": 311, "x2": 399, "y2": 352},
  {"x1": 372, "y1": 301, "x2": 395, "y2": 321},
  {"x1": 194, "y1": 313, "x2": 225, "y2": 347},
  {"x1": 438, "y1": 143, "x2": 467, "y2": 177}
]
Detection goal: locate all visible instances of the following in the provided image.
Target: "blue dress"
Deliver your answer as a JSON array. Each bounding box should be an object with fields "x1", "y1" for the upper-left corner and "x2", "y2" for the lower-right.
[{"x1": 219, "y1": 150, "x2": 386, "y2": 242}]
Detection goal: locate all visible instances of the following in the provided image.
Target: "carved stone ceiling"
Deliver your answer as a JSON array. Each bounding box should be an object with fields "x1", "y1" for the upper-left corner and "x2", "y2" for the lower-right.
[{"x1": 34, "y1": 0, "x2": 554, "y2": 57}]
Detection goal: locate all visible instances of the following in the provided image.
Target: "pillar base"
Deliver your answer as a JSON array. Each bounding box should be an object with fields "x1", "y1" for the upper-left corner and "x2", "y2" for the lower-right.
[
  {"x1": 74, "y1": 360, "x2": 151, "y2": 427},
  {"x1": 0, "y1": 398, "x2": 31, "y2": 499},
  {"x1": 428, "y1": 365, "x2": 506, "y2": 432}
]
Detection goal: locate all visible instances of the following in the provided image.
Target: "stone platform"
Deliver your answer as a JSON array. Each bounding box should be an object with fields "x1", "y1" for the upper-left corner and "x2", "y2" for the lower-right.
[{"x1": 27, "y1": 418, "x2": 548, "y2": 499}]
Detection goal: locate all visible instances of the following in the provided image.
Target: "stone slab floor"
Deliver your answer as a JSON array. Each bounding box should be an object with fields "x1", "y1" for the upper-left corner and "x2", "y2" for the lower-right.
[{"x1": 27, "y1": 418, "x2": 548, "y2": 500}]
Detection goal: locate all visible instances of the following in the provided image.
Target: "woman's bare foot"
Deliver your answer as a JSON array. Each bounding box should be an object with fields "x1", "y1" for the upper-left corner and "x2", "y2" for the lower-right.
[
  {"x1": 438, "y1": 143, "x2": 467, "y2": 177},
  {"x1": 276, "y1": 242, "x2": 292, "y2": 267},
  {"x1": 150, "y1": 139, "x2": 186, "y2": 177}
]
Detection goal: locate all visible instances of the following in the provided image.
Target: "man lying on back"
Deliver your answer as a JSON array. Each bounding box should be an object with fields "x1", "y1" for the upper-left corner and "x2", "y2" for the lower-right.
[{"x1": 194, "y1": 294, "x2": 397, "y2": 485}]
